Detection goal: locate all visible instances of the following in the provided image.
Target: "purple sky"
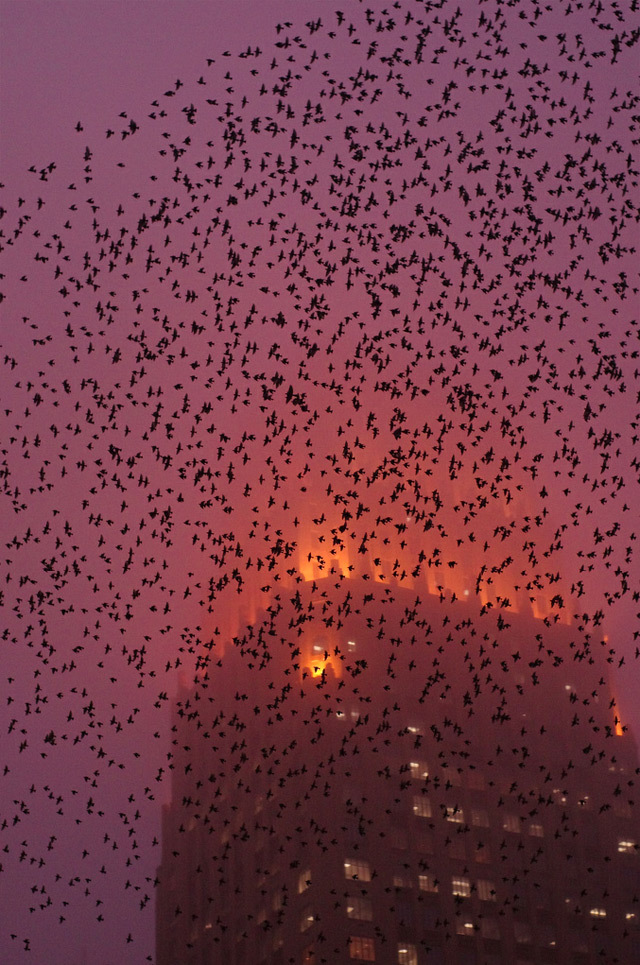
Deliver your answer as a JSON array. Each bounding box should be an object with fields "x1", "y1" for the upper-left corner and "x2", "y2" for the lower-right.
[{"x1": 2, "y1": 2, "x2": 639, "y2": 963}]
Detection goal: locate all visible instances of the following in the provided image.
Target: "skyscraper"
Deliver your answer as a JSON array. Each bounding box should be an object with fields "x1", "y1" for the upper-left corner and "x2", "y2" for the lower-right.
[{"x1": 156, "y1": 569, "x2": 638, "y2": 965}]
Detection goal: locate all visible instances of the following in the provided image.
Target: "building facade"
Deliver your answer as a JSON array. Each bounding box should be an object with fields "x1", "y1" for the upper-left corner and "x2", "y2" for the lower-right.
[{"x1": 156, "y1": 575, "x2": 639, "y2": 965}]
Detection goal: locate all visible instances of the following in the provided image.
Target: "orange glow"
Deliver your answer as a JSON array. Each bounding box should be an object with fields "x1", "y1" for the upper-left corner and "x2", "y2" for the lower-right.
[
  {"x1": 306, "y1": 653, "x2": 341, "y2": 681},
  {"x1": 294, "y1": 505, "x2": 572, "y2": 625},
  {"x1": 610, "y1": 683, "x2": 625, "y2": 736}
]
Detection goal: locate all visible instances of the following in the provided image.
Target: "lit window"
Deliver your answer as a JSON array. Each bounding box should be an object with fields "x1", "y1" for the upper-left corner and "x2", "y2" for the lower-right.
[
  {"x1": 514, "y1": 922, "x2": 532, "y2": 943},
  {"x1": 349, "y1": 936, "x2": 376, "y2": 961},
  {"x1": 344, "y1": 858, "x2": 371, "y2": 882},
  {"x1": 444, "y1": 805, "x2": 464, "y2": 824},
  {"x1": 413, "y1": 796, "x2": 432, "y2": 818},
  {"x1": 528, "y1": 823, "x2": 544, "y2": 837},
  {"x1": 397, "y1": 944, "x2": 418, "y2": 965},
  {"x1": 618, "y1": 839, "x2": 637, "y2": 854},
  {"x1": 590, "y1": 908, "x2": 607, "y2": 918},
  {"x1": 298, "y1": 869, "x2": 311, "y2": 894},
  {"x1": 347, "y1": 640, "x2": 356, "y2": 649},
  {"x1": 452, "y1": 877, "x2": 471, "y2": 897},
  {"x1": 477, "y1": 879, "x2": 496, "y2": 901},
  {"x1": 503, "y1": 814, "x2": 520, "y2": 833},
  {"x1": 418, "y1": 874, "x2": 438, "y2": 893},
  {"x1": 347, "y1": 896, "x2": 373, "y2": 921},
  {"x1": 410, "y1": 761, "x2": 429, "y2": 780},
  {"x1": 407, "y1": 726, "x2": 422, "y2": 735},
  {"x1": 471, "y1": 809, "x2": 489, "y2": 827},
  {"x1": 456, "y1": 920, "x2": 475, "y2": 936},
  {"x1": 626, "y1": 912, "x2": 637, "y2": 923},
  {"x1": 481, "y1": 919, "x2": 500, "y2": 940},
  {"x1": 300, "y1": 908, "x2": 314, "y2": 932}
]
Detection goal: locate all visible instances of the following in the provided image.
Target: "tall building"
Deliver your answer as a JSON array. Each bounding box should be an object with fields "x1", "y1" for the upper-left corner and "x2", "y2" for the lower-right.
[{"x1": 156, "y1": 571, "x2": 638, "y2": 965}]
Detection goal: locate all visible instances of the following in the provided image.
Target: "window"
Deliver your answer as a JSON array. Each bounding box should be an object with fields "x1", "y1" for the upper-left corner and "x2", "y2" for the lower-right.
[
  {"x1": 481, "y1": 918, "x2": 500, "y2": 940},
  {"x1": 298, "y1": 869, "x2": 311, "y2": 894},
  {"x1": 448, "y1": 838, "x2": 465, "y2": 859},
  {"x1": 474, "y1": 842, "x2": 491, "y2": 863},
  {"x1": 528, "y1": 823, "x2": 544, "y2": 837},
  {"x1": 393, "y1": 874, "x2": 412, "y2": 889},
  {"x1": 514, "y1": 921, "x2": 532, "y2": 944},
  {"x1": 349, "y1": 936, "x2": 375, "y2": 961},
  {"x1": 618, "y1": 839, "x2": 637, "y2": 854},
  {"x1": 300, "y1": 908, "x2": 314, "y2": 932},
  {"x1": 444, "y1": 769, "x2": 462, "y2": 786},
  {"x1": 410, "y1": 761, "x2": 429, "y2": 780},
  {"x1": 467, "y1": 769, "x2": 485, "y2": 790},
  {"x1": 456, "y1": 920, "x2": 475, "y2": 936},
  {"x1": 390, "y1": 827, "x2": 408, "y2": 849},
  {"x1": 346, "y1": 896, "x2": 373, "y2": 921},
  {"x1": 444, "y1": 805, "x2": 464, "y2": 824},
  {"x1": 416, "y1": 832, "x2": 434, "y2": 853},
  {"x1": 538, "y1": 924, "x2": 556, "y2": 947},
  {"x1": 396, "y1": 896, "x2": 414, "y2": 927},
  {"x1": 344, "y1": 858, "x2": 371, "y2": 881},
  {"x1": 452, "y1": 876, "x2": 471, "y2": 897},
  {"x1": 471, "y1": 809, "x2": 489, "y2": 827},
  {"x1": 503, "y1": 814, "x2": 520, "y2": 833},
  {"x1": 423, "y1": 904, "x2": 438, "y2": 929},
  {"x1": 418, "y1": 874, "x2": 439, "y2": 893},
  {"x1": 590, "y1": 907, "x2": 607, "y2": 918},
  {"x1": 397, "y1": 945, "x2": 418, "y2": 965},
  {"x1": 413, "y1": 796, "x2": 432, "y2": 818},
  {"x1": 477, "y1": 879, "x2": 496, "y2": 901},
  {"x1": 302, "y1": 945, "x2": 315, "y2": 964}
]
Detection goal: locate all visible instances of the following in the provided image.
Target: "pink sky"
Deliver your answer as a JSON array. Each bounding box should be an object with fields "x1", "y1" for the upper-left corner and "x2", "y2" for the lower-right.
[{"x1": 2, "y1": 2, "x2": 638, "y2": 962}]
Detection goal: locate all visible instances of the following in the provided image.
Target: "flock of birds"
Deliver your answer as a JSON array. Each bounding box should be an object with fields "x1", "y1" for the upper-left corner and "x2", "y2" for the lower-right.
[{"x1": 1, "y1": 0, "x2": 639, "y2": 961}]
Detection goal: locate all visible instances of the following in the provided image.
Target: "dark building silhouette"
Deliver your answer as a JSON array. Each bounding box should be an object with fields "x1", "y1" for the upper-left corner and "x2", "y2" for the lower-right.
[{"x1": 156, "y1": 572, "x2": 638, "y2": 965}]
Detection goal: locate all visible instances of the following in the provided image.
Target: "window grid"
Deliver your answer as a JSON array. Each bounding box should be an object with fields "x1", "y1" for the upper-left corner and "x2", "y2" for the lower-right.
[
  {"x1": 344, "y1": 858, "x2": 372, "y2": 882},
  {"x1": 452, "y1": 876, "x2": 471, "y2": 897},
  {"x1": 349, "y1": 936, "x2": 376, "y2": 961}
]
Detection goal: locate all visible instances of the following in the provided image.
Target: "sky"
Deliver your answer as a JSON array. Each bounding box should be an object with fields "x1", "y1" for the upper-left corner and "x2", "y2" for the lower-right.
[{"x1": 1, "y1": 1, "x2": 639, "y2": 963}]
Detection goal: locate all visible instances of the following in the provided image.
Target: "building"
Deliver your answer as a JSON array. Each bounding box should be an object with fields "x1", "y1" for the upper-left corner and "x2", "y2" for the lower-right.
[{"x1": 156, "y1": 570, "x2": 638, "y2": 965}]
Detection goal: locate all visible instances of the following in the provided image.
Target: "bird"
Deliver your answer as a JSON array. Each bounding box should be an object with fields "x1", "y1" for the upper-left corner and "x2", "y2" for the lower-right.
[{"x1": 2, "y1": 0, "x2": 638, "y2": 962}]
